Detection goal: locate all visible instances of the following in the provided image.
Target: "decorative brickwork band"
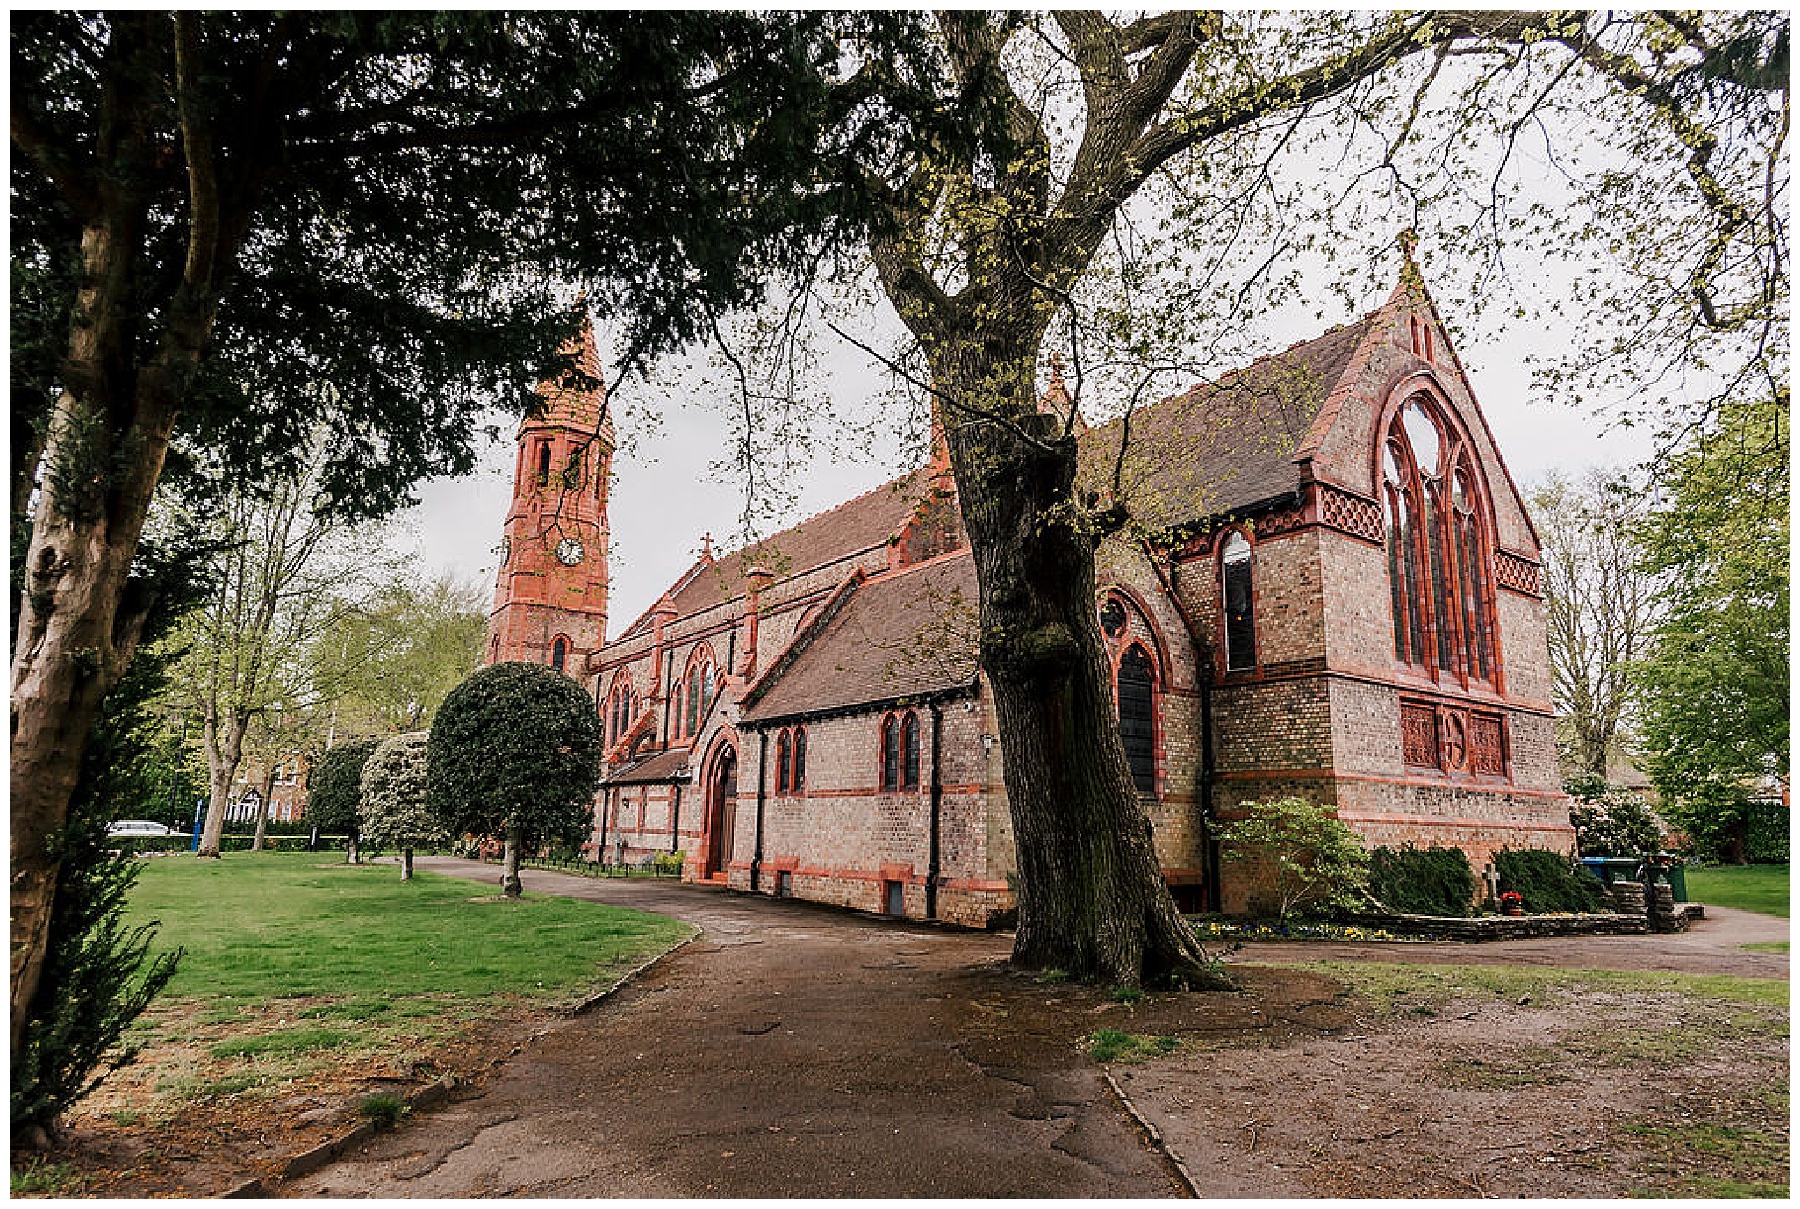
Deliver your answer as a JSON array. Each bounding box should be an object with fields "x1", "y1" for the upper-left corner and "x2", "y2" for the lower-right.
[
  {"x1": 1400, "y1": 695, "x2": 1510, "y2": 780},
  {"x1": 1494, "y1": 549, "x2": 1542, "y2": 596},
  {"x1": 1315, "y1": 484, "x2": 1385, "y2": 544},
  {"x1": 1253, "y1": 505, "x2": 1306, "y2": 538}
]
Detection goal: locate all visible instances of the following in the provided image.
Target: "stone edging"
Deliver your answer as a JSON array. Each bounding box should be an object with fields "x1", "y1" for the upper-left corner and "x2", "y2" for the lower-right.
[
  {"x1": 217, "y1": 933, "x2": 698, "y2": 1198},
  {"x1": 1101, "y1": 1069, "x2": 1200, "y2": 1198},
  {"x1": 1357, "y1": 911, "x2": 1651, "y2": 940}
]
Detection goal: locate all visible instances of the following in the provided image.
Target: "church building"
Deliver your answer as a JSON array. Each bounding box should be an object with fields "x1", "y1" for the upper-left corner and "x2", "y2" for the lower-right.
[{"x1": 486, "y1": 266, "x2": 1572, "y2": 924}]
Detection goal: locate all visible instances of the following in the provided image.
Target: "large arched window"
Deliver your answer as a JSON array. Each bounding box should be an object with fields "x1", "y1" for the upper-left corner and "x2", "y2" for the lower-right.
[
  {"x1": 1116, "y1": 645, "x2": 1156, "y2": 794},
  {"x1": 606, "y1": 678, "x2": 637, "y2": 748},
  {"x1": 776, "y1": 730, "x2": 792, "y2": 794},
  {"x1": 1220, "y1": 531, "x2": 1256, "y2": 672},
  {"x1": 1382, "y1": 396, "x2": 1497, "y2": 685},
  {"x1": 792, "y1": 727, "x2": 807, "y2": 792},
  {"x1": 677, "y1": 646, "x2": 718, "y2": 739}
]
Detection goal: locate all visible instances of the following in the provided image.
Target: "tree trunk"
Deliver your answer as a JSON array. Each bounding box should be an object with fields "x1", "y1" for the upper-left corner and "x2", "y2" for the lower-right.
[
  {"x1": 500, "y1": 828, "x2": 523, "y2": 898},
  {"x1": 196, "y1": 706, "x2": 249, "y2": 858},
  {"x1": 10, "y1": 389, "x2": 177, "y2": 1051},
  {"x1": 251, "y1": 762, "x2": 276, "y2": 851},
  {"x1": 931, "y1": 344, "x2": 1222, "y2": 989},
  {"x1": 401, "y1": 847, "x2": 414, "y2": 881},
  {"x1": 347, "y1": 833, "x2": 360, "y2": 865}
]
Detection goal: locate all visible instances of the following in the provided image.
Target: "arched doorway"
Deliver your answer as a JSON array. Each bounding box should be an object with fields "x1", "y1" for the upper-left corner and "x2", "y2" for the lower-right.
[{"x1": 702, "y1": 746, "x2": 738, "y2": 879}]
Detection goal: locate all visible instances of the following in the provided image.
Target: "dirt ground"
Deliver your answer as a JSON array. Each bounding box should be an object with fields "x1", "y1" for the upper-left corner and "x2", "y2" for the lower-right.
[{"x1": 34, "y1": 859, "x2": 1789, "y2": 1198}]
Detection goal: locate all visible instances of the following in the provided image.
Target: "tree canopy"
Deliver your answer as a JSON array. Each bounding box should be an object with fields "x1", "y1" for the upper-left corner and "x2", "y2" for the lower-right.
[
  {"x1": 1634, "y1": 397, "x2": 1788, "y2": 861},
  {"x1": 427, "y1": 662, "x2": 603, "y2": 878},
  {"x1": 10, "y1": 10, "x2": 928, "y2": 1051}
]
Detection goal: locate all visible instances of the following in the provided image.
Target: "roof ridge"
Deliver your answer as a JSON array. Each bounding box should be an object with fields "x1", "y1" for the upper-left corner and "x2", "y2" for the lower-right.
[{"x1": 712, "y1": 465, "x2": 928, "y2": 564}]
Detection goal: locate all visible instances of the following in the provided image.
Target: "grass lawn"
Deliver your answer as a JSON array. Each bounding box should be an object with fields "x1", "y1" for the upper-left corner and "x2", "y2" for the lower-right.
[
  {"x1": 92, "y1": 852, "x2": 692, "y2": 1125},
  {"x1": 1684, "y1": 863, "x2": 1790, "y2": 918}
]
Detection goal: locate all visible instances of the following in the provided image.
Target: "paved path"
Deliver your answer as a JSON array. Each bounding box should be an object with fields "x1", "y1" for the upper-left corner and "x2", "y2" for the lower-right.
[
  {"x1": 290, "y1": 857, "x2": 1177, "y2": 1198},
  {"x1": 292, "y1": 860, "x2": 1785, "y2": 1198}
]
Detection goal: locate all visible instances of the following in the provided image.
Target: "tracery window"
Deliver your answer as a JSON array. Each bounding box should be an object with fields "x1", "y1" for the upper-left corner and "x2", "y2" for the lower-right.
[
  {"x1": 774, "y1": 726, "x2": 808, "y2": 794},
  {"x1": 879, "y1": 711, "x2": 920, "y2": 792},
  {"x1": 1116, "y1": 645, "x2": 1156, "y2": 794},
  {"x1": 1382, "y1": 397, "x2": 1497, "y2": 685},
  {"x1": 677, "y1": 647, "x2": 718, "y2": 740},
  {"x1": 606, "y1": 678, "x2": 637, "y2": 748},
  {"x1": 1220, "y1": 531, "x2": 1256, "y2": 672}
]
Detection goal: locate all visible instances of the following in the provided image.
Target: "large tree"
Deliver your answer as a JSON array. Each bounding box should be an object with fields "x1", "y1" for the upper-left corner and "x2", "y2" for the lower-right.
[
  {"x1": 1530, "y1": 471, "x2": 1665, "y2": 780},
  {"x1": 1634, "y1": 396, "x2": 1788, "y2": 861},
  {"x1": 167, "y1": 426, "x2": 386, "y2": 858},
  {"x1": 9, "y1": 11, "x2": 905, "y2": 1054},
  {"x1": 789, "y1": 11, "x2": 1785, "y2": 984}
]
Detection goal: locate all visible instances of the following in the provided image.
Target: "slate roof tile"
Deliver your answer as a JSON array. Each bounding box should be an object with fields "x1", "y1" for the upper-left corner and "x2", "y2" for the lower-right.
[{"x1": 741, "y1": 553, "x2": 980, "y2": 723}]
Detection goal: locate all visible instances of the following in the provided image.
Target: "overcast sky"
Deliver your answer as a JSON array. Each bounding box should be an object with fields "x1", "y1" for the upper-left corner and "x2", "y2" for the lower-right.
[{"x1": 398, "y1": 266, "x2": 1655, "y2": 636}]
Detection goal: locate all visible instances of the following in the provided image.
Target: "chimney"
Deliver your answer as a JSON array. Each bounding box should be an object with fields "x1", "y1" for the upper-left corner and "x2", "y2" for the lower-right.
[{"x1": 740, "y1": 566, "x2": 774, "y2": 680}]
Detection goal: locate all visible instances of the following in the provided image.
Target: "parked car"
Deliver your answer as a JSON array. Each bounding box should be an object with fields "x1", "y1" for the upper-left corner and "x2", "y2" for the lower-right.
[{"x1": 106, "y1": 820, "x2": 180, "y2": 838}]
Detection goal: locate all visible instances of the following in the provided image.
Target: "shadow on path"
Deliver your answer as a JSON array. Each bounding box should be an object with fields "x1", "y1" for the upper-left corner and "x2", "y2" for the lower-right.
[{"x1": 289, "y1": 857, "x2": 1180, "y2": 1198}]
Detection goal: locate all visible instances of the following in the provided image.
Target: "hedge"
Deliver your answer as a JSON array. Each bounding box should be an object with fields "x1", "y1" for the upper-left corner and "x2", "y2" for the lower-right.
[
  {"x1": 1493, "y1": 848, "x2": 1610, "y2": 914},
  {"x1": 1368, "y1": 844, "x2": 1479, "y2": 916}
]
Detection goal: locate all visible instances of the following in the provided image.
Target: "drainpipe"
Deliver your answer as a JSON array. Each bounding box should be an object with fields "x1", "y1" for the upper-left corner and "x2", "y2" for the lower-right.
[
  {"x1": 670, "y1": 783, "x2": 682, "y2": 853},
  {"x1": 597, "y1": 788, "x2": 612, "y2": 857},
  {"x1": 751, "y1": 730, "x2": 768, "y2": 892},
  {"x1": 927, "y1": 701, "x2": 944, "y2": 920}
]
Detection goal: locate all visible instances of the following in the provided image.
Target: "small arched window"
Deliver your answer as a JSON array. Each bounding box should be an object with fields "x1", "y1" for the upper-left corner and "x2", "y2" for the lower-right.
[
  {"x1": 879, "y1": 716, "x2": 899, "y2": 791},
  {"x1": 900, "y1": 711, "x2": 921, "y2": 790},
  {"x1": 536, "y1": 441, "x2": 552, "y2": 486},
  {"x1": 792, "y1": 727, "x2": 807, "y2": 792},
  {"x1": 776, "y1": 730, "x2": 792, "y2": 795},
  {"x1": 1220, "y1": 531, "x2": 1256, "y2": 672},
  {"x1": 1383, "y1": 396, "x2": 1497, "y2": 685},
  {"x1": 551, "y1": 636, "x2": 568, "y2": 672},
  {"x1": 1116, "y1": 645, "x2": 1156, "y2": 795}
]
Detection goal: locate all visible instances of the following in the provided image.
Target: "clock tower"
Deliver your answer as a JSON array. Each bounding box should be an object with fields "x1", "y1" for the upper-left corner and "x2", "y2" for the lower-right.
[{"x1": 485, "y1": 313, "x2": 612, "y2": 674}]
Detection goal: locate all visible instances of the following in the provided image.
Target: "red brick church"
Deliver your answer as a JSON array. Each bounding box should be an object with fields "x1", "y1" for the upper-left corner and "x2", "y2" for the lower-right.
[{"x1": 486, "y1": 267, "x2": 1572, "y2": 924}]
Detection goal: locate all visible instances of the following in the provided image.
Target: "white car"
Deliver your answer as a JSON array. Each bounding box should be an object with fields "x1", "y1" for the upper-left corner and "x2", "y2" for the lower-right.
[{"x1": 106, "y1": 820, "x2": 180, "y2": 838}]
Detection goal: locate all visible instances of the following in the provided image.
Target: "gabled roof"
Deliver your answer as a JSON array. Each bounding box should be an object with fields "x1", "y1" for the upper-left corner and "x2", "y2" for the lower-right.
[
  {"x1": 741, "y1": 553, "x2": 980, "y2": 724},
  {"x1": 600, "y1": 747, "x2": 691, "y2": 786},
  {"x1": 1078, "y1": 311, "x2": 1383, "y2": 532},
  {"x1": 617, "y1": 468, "x2": 931, "y2": 640}
]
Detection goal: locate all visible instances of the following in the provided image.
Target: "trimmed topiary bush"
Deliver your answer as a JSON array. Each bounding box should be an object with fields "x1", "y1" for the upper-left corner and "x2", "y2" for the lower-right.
[
  {"x1": 360, "y1": 732, "x2": 446, "y2": 880},
  {"x1": 427, "y1": 662, "x2": 602, "y2": 897},
  {"x1": 1493, "y1": 848, "x2": 1609, "y2": 914},
  {"x1": 1367, "y1": 844, "x2": 1478, "y2": 917},
  {"x1": 307, "y1": 739, "x2": 380, "y2": 863}
]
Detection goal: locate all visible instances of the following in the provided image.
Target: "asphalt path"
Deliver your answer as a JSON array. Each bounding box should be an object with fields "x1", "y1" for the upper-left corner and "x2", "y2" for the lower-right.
[
  {"x1": 289, "y1": 857, "x2": 1179, "y2": 1197},
  {"x1": 289, "y1": 858, "x2": 1785, "y2": 1198}
]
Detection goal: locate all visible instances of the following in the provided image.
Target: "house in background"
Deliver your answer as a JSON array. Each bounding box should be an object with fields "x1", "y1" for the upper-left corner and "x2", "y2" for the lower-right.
[{"x1": 487, "y1": 263, "x2": 1572, "y2": 923}]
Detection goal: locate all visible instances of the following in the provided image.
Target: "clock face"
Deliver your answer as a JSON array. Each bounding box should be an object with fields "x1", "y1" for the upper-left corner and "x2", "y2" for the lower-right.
[{"x1": 555, "y1": 537, "x2": 585, "y2": 566}]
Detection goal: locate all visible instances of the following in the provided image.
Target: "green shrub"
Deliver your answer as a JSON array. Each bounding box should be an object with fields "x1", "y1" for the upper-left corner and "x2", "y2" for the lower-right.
[
  {"x1": 1367, "y1": 844, "x2": 1478, "y2": 916},
  {"x1": 1746, "y1": 801, "x2": 1790, "y2": 863},
  {"x1": 1217, "y1": 796, "x2": 1369, "y2": 920},
  {"x1": 1493, "y1": 848, "x2": 1609, "y2": 914},
  {"x1": 1566, "y1": 778, "x2": 1667, "y2": 858}
]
